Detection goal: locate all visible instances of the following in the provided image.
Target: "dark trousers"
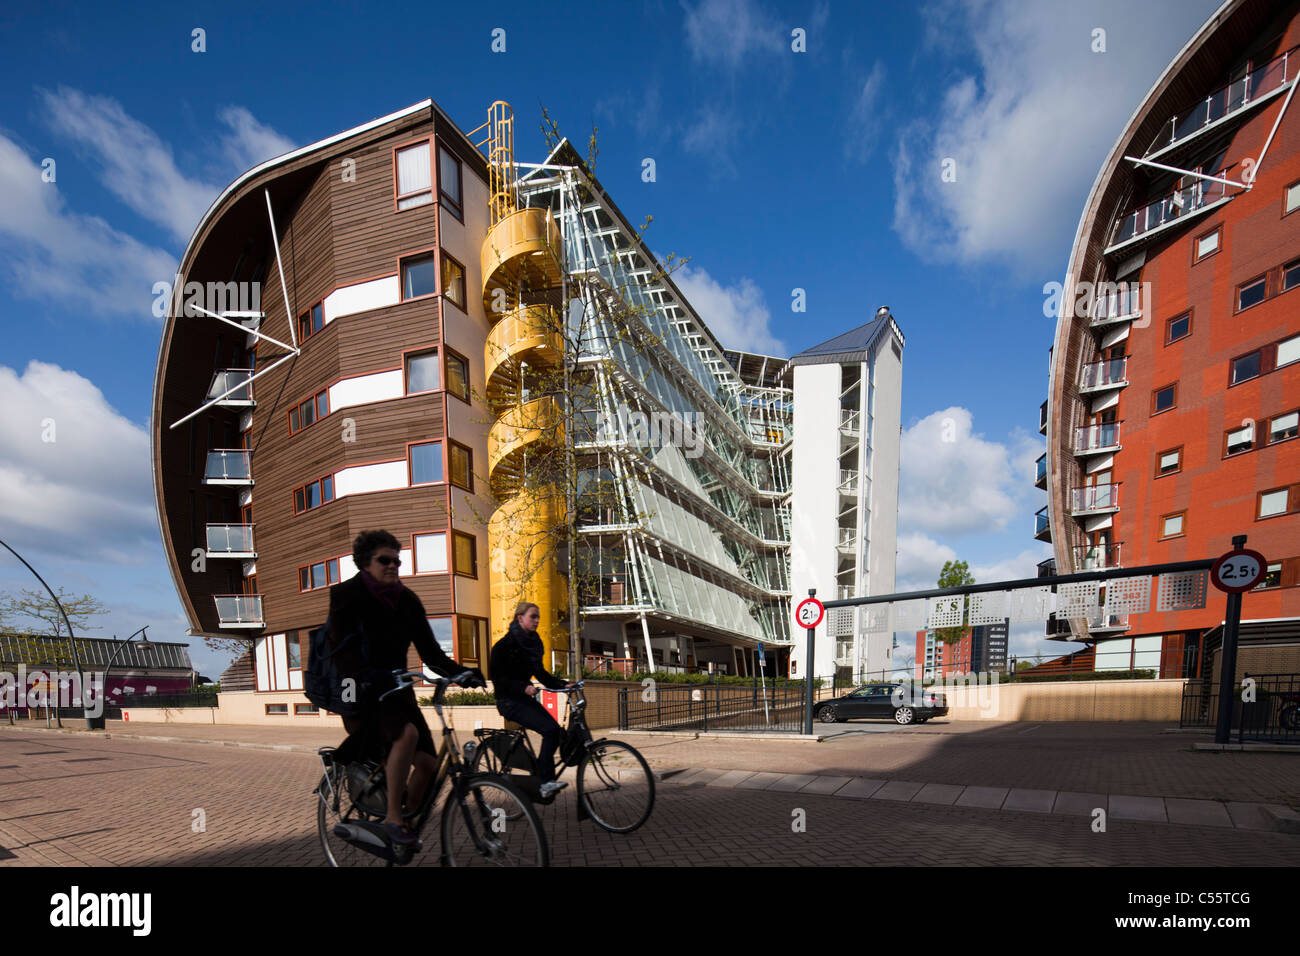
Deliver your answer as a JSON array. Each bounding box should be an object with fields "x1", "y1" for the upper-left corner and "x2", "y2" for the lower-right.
[{"x1": 499, "y1": 696, "x2": 563, "y2": 783}]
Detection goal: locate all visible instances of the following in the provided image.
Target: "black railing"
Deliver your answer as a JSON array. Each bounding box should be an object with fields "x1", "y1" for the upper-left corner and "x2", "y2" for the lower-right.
[
  {"x1": 112, "y1": 692, "x2": 218, "y2": 711},
  {"x1": 618, "y1": 682, "x2": 809, "y2": 732},
  {"x1": 1180, "y1": 673, "x2": 1300, "y2": 744}
]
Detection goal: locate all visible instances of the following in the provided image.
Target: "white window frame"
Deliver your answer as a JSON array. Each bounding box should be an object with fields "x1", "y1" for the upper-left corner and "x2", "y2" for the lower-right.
[
  {"x1": 396, "y1": 142, "x2": 433, "y2": 210},
  {"x1": 413, "y1": 532, "x2": 448, "y2": 574},
  {"x1": 1259, "y1": 489, "x2": 1289, "y2": 518}
]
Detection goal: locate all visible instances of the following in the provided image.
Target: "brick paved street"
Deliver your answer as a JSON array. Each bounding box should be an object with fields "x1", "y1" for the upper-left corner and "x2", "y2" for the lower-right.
[{"x1": 0, "y1": 721, "x2": 1297, "y2": 866}]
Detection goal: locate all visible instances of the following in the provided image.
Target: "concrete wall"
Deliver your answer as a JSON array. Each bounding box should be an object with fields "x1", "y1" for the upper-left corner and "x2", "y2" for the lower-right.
[
  {"x1": 934, "y1": 677, "x2": 1186, "y2": 721},
  {"x1": 122, "y1": 690, "x2": 508, "y2": 730}
]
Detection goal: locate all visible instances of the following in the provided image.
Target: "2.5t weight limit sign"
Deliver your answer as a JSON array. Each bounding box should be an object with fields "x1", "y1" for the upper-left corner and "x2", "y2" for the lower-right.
[
  {"x1": 1211, "y1": 548, "x2": 1267, "y2": 593},
  {"x1": 795, "y1": 597, "x2": 825, "y2": 630}
]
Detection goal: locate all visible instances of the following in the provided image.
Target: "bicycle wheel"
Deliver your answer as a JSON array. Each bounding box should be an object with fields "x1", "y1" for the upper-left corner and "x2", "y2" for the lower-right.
[
  {"x1": 471, "y1": 737, "x2": 528, "y2": 820},
  {"x1": 316, "y1": 770, "x2": 393, "y2": 868},
  {"x1": 576, "y1": 740, "x2": 654, "y2": 834},
  {"x1": 440, "y1": 774, "x2": 549, "y2": 867}
]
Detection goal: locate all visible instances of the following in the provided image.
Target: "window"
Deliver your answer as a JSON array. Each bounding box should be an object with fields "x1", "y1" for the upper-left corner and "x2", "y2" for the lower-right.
[
  {"x1": 441, "y1": 253, "x2": 466, "y2": 309},
  {"x1": 1166, "y1": 313, "x2": 1190, "y2": 344},
  {"x1": 438, "y1": 146, "x2": 462, "y2": 216},
  {"x1": 406, "y1": 350, "x2": 440, "y2": 394},
  {"x1": 446, "y1": 350, "x2": 470, "y2": 402},
  {"x1": 288, "y1": 389, "x2": 329, "y2": 435},
  {"x1": 1258, "y1": 488, "x2": 1292, "y2": 519},
  {"x1": 299, "y1": 558, "x2": 341, "y2": 592},
  {"x1": 1256, "y1": 562, "x2": 1283, "y2": 589},
  {"x1": 285, "y1": 633, "x2": 302, "y2": 670},
  {"x1": 293, "y1": 475, "x2": 335, "y2": 514},
  {"x1": 265, "y1": 703, "x2": 288, "y2": 715},
  {"x1": 457, "y1": 617, "x2": 487, "y2": 663},
  {"x1": 1225, "y1": 422, "x2": 1254, "y2": 457},
  {"x1": 1156, "y1": 447, "x2": 1181, "y2": 476},
  {"x1": 413, "y1": 532, "x2": 448, "y2": 574},
  {"x1": 429, "y1": 617, "x2": 454, "y2": 656},
  {"x1": 409, "y1": 441, "x2": 443, "y2": 485},
  {"x1": 453, "y1": 531, "x2": 477, "y2": 577},
  {"x1": 395, "y1": 142, "x2": 432, "y2": 210},
  {"x1": 1287, "y1": 181, "x2": 1300, "y2": 214},
  {"x1": 449, "y1": 441, "x2": 472, "y2": 491},
  {"x1": 1152, "y1": 384, "x2": 1176, "y2": 414},
  {"x1": 402, "y1": 253, "x2": 438, "y2": 299},
  {"x1": 1195, "y1": 228, "x2": 1219, "y2": 261},
  {"x1": 1270, "y1": 411, "x2": 1299, "y2": 443},
  {"x1": 1230, "y1": 351, "x2": 1261, "y2": 385},
  {"x1": 297, "y1": 302, "x2": 324, "y2": 342},
  {"x1": 1160, "y1": 513, "x2": 1185, "y2": 539},
  {"x1": 1279, "y1": 335, "x2": 1300, "y2": 368},
  {"x1": 1284, "y1": 260, "x2": 1300, "y2": 293},
  {"x1": 1238, "y1": 276, "x2": 1267, "y2": 311},
  {"x1": 295, "y1": 703, "x2": 319, "y2": 715}
]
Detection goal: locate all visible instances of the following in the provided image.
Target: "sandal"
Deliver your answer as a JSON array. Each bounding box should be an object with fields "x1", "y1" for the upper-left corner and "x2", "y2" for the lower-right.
[{"x1": 383, "y1": 822, "x2": 419, "y2": 846}]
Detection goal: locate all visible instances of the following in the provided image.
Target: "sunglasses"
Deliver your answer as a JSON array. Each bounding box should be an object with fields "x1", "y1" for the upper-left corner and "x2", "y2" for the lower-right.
[{"x1": 376, "y1": 556, "x2": 401, "y2": 567}]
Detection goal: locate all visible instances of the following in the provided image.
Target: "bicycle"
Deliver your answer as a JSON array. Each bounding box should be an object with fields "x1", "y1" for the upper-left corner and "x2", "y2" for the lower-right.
[
  {"x1": 314, "y1": 669, "x2": 549, "y2": 866},
  {"x1": 468, "y1": 680, "x2": 655, "y2": 834}
]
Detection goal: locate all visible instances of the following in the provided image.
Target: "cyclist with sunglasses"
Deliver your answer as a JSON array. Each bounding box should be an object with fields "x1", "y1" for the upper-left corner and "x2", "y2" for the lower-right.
[{"x1": 327, "y1": 530, "x2": 484, "y2": 846}]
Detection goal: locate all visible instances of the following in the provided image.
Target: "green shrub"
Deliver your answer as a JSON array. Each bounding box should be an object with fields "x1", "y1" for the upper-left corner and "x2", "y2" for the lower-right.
[
  {"x1": 1003, "y1": 669, "x2": 1156, "y2": 683},
  {"x1": 418, "y1": 691, "x2": 496, "y2": 706}
]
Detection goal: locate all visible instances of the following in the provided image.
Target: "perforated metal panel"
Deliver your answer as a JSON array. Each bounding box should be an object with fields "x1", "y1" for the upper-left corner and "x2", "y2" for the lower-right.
[
  {"x1": 1007, "y1": 586, "x2": 1053, "y2": 622},
  {"x1": 1156, "y1": 570, "x2": 1208, "y2": 611},
  {"x1": 927, "y1": 595, "x2": 965, "y2": 629},
  {"x1": 862, "y1": 604, "x2": 891, "y2": 632},
  {"x1": 1104, "y1": 576, "x2": 1151, "y2": 615},
  {"x1": 1057, "y1": 581, "x2": 1101, "y2": 619},
  {"x1": 968, "y1": 591, "x2": 1009, "y2": 625},
  {"x1": 891, "y1": 599, "x2": 926, "y2": 631},
  {"x1": 831, "y1": 607, "x2": 855, "y2": 637}
]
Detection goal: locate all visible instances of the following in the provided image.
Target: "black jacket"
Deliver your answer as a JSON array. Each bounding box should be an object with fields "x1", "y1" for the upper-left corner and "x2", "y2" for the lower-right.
[
  {"x1": 326, "y1": 573, "x2": 459, "y2": 705},
  {"x1": 489, "y1": 621, "x2": 566, "y2": 704}
]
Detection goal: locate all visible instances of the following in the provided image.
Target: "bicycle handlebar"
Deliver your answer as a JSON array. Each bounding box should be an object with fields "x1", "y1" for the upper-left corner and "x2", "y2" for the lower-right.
[{"x1": 379, "y1": 669, "x2": 479, "y2": 702}]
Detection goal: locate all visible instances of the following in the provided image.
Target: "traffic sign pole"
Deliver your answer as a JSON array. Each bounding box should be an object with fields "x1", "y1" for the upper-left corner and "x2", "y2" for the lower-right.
[
  {"x1": 1214, "y1": 535, "x2": 1249, "y2": 745},
  {"x1": 804, "y1": 589, "x2": 817, "y2": 735}
]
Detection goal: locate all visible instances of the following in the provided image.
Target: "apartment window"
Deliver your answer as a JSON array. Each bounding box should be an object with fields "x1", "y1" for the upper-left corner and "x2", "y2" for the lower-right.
[
  {"x1": 1225, "y1": 423, "x2": 1255, "y2": 457},
  {"x1": 285, "y1": 633, "x2": 302, "y2": 670},
  {"x1": 1194, "y1": 228, "x2": 1220, "y2": 261},
  {"x1": 1279, "y1": 334, "x2": 1300, "y2": 368},
  {"x1": 409, "y1": 441, "x2": 443, "y2": 485},
  {"x1": 452, "y1": 531, "x2": 477, "y2": 577},
  {"x1": 446, "y1": 350, "x2": 470, "y2": 402},
  {"x1": 298, "y1": 558, "x2": 340, "y2": 592},
  {"x1": 449, "y1": 441, "x2": 472, "y2": 491},
  {"x1": 395, "y1": 142, "x2": 433, "y2": 210},
  {"x1": 438, "y1": 146, "x2": 462, "y2": 217},
  {"x1": 1258, "y1": 488, "x2": 1292, "y2": 519},
  {"x1": 1256, "y1": 562, "x2": 1283, "y2": 589},
  {"x1": 1156, "y1": 447, "x2": 1181, "y2": 476},
  {"x1": 413, "y1": 532, "x2": 448, "y2": 574},
  {"x1": 1152, "y1": 384, "x2": 1176, "y2": 415},
  {"x1": 293, "y1": 475, "x2": 335, "y2": 514},
  {"x1": 402, "y1": 253, "x2": 438, "y2": 299},
  {"x1": 1238, "y1": 276, "x2": 1267, "y2": 311},
  {"x1": 1166, "y1": 313, "x2": 1190, "y2": 344},
  {"x1": 406, "y1": 350, "x2": 440, "y2": 394},
  {"x1": 265, "y1": 704, "x2": 288, "y2": 715},
  {"x1": 297, "y1": 302, "x2": 324, "y2": 342},
  {"x1": 457, "y1": 616, "x2": 487, "y2": 663},
  {"x1": 441, "y1": 253, "x2": 466, "y2": 310},
  {"x1": 429, "y1": 616, "x2": 454, "y2": 656},
  {"x1": 1287, "y1": 180, "x2": 1300, "y2": 215},
  {"x1": 1270, "y1": 411, "x2": 1299, "y2": 444},
  {"x1": 1160, "y1": 512, "x2": 1185, "y2": 539},
  {"x1": 295, "y1": 703, "x2": 319, "y2": 715},
  {"x1": 1230, "y1": 351, "x2": 1261, "y2": 385},
  {"x1": 288, "y1": 388, "x2": 329, "y2": 435},
  {"x1": 1284, "y1": 260, "x2": 1300, "y2": 293}
]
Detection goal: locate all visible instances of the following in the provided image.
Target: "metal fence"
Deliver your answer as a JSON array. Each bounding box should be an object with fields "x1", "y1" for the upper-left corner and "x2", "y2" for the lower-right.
[
  {"x1": 1180, "y1": 673, "x2": 1300, "y2": 744},
  {"x1": 618, "y1": 682, "x2": 810, "y2": 732}
]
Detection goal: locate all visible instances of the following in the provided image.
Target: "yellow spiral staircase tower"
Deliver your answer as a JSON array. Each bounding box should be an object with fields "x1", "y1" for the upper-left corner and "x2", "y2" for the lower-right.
[{"x1": 479, "y1": 101, "x2": 570, "y2": 667}]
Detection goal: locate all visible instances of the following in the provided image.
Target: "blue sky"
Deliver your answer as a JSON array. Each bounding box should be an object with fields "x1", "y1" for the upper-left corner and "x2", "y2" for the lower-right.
[{"x1": 0, "y1": 0, "x2": 1223, "y2": 676}]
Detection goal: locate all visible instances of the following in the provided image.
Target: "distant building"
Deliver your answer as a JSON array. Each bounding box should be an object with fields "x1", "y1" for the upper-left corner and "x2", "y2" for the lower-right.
[{"x1": 915, "y1": 622, "x2": 1008, "y2": 680}]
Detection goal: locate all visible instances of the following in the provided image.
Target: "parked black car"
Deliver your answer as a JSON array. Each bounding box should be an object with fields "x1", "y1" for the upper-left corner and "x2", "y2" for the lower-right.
[{"x1": 814, "y1": 683, "x2": 948, "y2": 725}]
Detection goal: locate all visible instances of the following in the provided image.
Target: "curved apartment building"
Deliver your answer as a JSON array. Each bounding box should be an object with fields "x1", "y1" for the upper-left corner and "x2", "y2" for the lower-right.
[{"x1": 1040, "y1": 0, "x2": 1300, "y2": 674}]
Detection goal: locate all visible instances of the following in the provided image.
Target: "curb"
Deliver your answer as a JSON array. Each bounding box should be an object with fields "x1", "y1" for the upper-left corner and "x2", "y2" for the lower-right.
[{"x1": 1191, "y1": 742, "x2": 1300, "y2": 753}]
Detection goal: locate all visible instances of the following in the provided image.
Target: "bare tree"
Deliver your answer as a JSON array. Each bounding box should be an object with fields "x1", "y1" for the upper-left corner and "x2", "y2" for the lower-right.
[{"x1": 0, "y1": 587, "x2": 107, "y2": 726}]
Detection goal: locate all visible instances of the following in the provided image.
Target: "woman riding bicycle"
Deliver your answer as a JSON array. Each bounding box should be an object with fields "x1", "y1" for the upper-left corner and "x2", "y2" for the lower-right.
[
  {"x1": 489, "y1": 602, "x2": 573, "y2": 799},
  {"x1": 328, "y1": 530, "x2": 483, "y2": 846}
]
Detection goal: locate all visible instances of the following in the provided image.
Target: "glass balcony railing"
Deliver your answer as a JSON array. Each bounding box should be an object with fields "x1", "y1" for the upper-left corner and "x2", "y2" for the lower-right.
[
  {"x1": 1109, "y1": 178, "x2": 1230, "y2": 249},
  {"x1": 1080, "y1": 358, "x2": 1128, "y2": 391},
  {"x1": 1034, "y1": 506, "x2": 1051, "y2": 541},
  {"x1": 1070, "y1": 483, "x2": 1120, "y2": 513},
  {"x1": 1145, "y1": 48, "x2": 1294, "y2": 157},
  {"x1": 1035, "y1": 453, "x2": 1047, "y2": 489},
  {"x1": 205, "y1": 523, "x2": 255, "y2": 556},
  {"x1": 204, "y1": 449, "x2": 252, "y2": 484},
  {"x1": 838, "y1": 527, "x2": 856, "y2": 546},
  {"x1": 1074, "y1": 422, "x2": 1121, "y2": 454},
  {"x1": 1037, "y1": 558, "x2": 1056, "y2": 579},
  {"x1": 1073, "y1": 542, "x2": 1122, "y2": 571},
  {"x1": 206, "y1": 369, "x2": 255, "y2": 405},
  {"x1": 214, "y1": 595, "x2": 263, "y2": 627},
  {"x1": 1039, "y1": 400, "x2": 1048, "y2": 435},
  {"x1": 1091, "y1": 286, "x2": 1141, "y2": 325}
]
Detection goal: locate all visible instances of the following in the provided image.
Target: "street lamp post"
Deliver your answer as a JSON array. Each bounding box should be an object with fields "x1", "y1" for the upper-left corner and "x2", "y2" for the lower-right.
[{"x1": 91, "y1": 626, "x2": 154, "y2": 730}]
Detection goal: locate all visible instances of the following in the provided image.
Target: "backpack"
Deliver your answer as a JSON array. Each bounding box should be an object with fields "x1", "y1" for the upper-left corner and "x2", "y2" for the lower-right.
[{"x1": 304, "y1": 619, "x2": 368, "y2": 717}]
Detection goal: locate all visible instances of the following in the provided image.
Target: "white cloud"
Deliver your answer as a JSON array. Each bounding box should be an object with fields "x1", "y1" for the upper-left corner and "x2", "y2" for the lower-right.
[
  {"x1": 0, "y1": 133, "x2": 176, "y2": 319},
  {"x1": 216, "y1": 105, "x2": 296, "y2": 174},
  {"x1": 892, "y1": 0, "x2": 1221, "y2": 276},
  {"x1": 844, "y1": 61, "x2": 886, "y2": 164},
  {"x1": 898, "y1": 407, "x2": 1023, "y2": 536},
  {"x1": 673, "y1": 264, "x2": 786, "y2": 356},
  {"x1": 0, "y1": 361, "x2": 156, "y2": 565},
  {"x1": 682, "y1": 0, "x2": 784, "y2": 70},
  {"x1": 971, "y1": 545, "x2": 1054, "y2": 586}
]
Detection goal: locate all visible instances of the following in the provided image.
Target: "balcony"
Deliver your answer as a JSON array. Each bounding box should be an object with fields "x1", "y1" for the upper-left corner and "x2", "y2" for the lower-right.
[
  {"x1": 1037, "y1": 558, "x2": 1056, "y2": 579},
  {"x1": 1088, "y1": 610, "x2": 1129, "y2": 633},
  {"x1": 1074, "y1": 422, "x2": 1121, "y2": 455},
  {"x1": 836, "y1": 585, "x2": 855, "y2": 600},
  {"x1": 214, "y1": 594, "x2": 263, "y2": 628},
  {"x1": 1039, "y1": 400, "x2": 1048, "y2": 435},
  {"x1": 206, "y1": 369, "x2": 255, "y2": 407},
  {"x1": 839, "y1": 409, "x2": 861, "y2": 434},
  {"x1": 1107, "y1": 178, "x2": 1231, "y2": 254},
  {"x1": 837, "y1": 527, "x2": 856, "y2": 553},
  {"x1": 205, "y1": 523, "x2": 256, "y2": 558},
  {"x1": 203, "y1": 449, "x2": 252, "y2": 485},
  {"x1": 838, "y1": 469, "x2": 859, "y2": 495},
  {"x1": 1090, "y1": 286, "x2": 1142, "y2": 327},
  {"x1": 1072, "y1": 542, "x2": 1122, "y2": 571},
  {"x1": 1044, "y1": 614, "x2": 1073, "y2": 638},
  {"x1": 1078, "y1": 358, "x2": 1128, "y2": 393},
  {"x1": 1070, "y1": 483, "x2": 1120, "y2": 515},
  {"x1": 1034, "y1": 506, "x2": 1051, "y2": 542},
  {"x1": 1035, "y1": 453, "x2": 1047, "y2": 490},
  {"x1": 1144, "y1": 47, "x2": 1294, "y2": 161}
]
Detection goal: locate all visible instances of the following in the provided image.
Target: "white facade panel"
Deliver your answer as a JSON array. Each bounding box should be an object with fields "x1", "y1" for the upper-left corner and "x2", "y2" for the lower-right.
[
  {"x1": 322, "y1": 275, "x2": 400, "y2": 323},
  {"x1": 271, "y1": 633, "x2": 290, "y2": 689},
  {"x1": 254, "y1": 637, "x2": 270, "y2": 691},
  {"x1": 329, "y1": 369, "x2": 404, "y2": 411},
  {"x1": 333, "y1": 459, "x2": 408, "y2": 498}
]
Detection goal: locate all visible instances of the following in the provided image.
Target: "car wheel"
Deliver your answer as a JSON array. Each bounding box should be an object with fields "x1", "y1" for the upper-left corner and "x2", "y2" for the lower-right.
[
  {"x1": 894, "y1": 706, "x2": 914, "y2": 725},
  {"x1": 818, "y1": 706, "x2": 839, "y2": 724}
]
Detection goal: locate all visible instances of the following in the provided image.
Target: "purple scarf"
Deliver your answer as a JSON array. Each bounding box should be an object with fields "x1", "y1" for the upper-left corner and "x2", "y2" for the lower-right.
[{"x1": 360, "y1": 569, "x2": 404, "y2": 609}]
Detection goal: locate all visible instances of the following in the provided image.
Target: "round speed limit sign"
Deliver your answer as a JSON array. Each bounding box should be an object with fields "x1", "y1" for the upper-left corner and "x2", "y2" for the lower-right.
[
  {"x1": 1210, "y1": 548, "x2": 1267, "y2": 593},
  {"x1": 795, "y1": 597, "x2": 825, "y2": 630}
]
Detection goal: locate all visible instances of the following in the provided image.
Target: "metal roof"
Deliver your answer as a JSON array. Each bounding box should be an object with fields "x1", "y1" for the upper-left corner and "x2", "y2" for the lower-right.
[{"x1": 780, "y1": 311, "x2": 906, "y2": 372}]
